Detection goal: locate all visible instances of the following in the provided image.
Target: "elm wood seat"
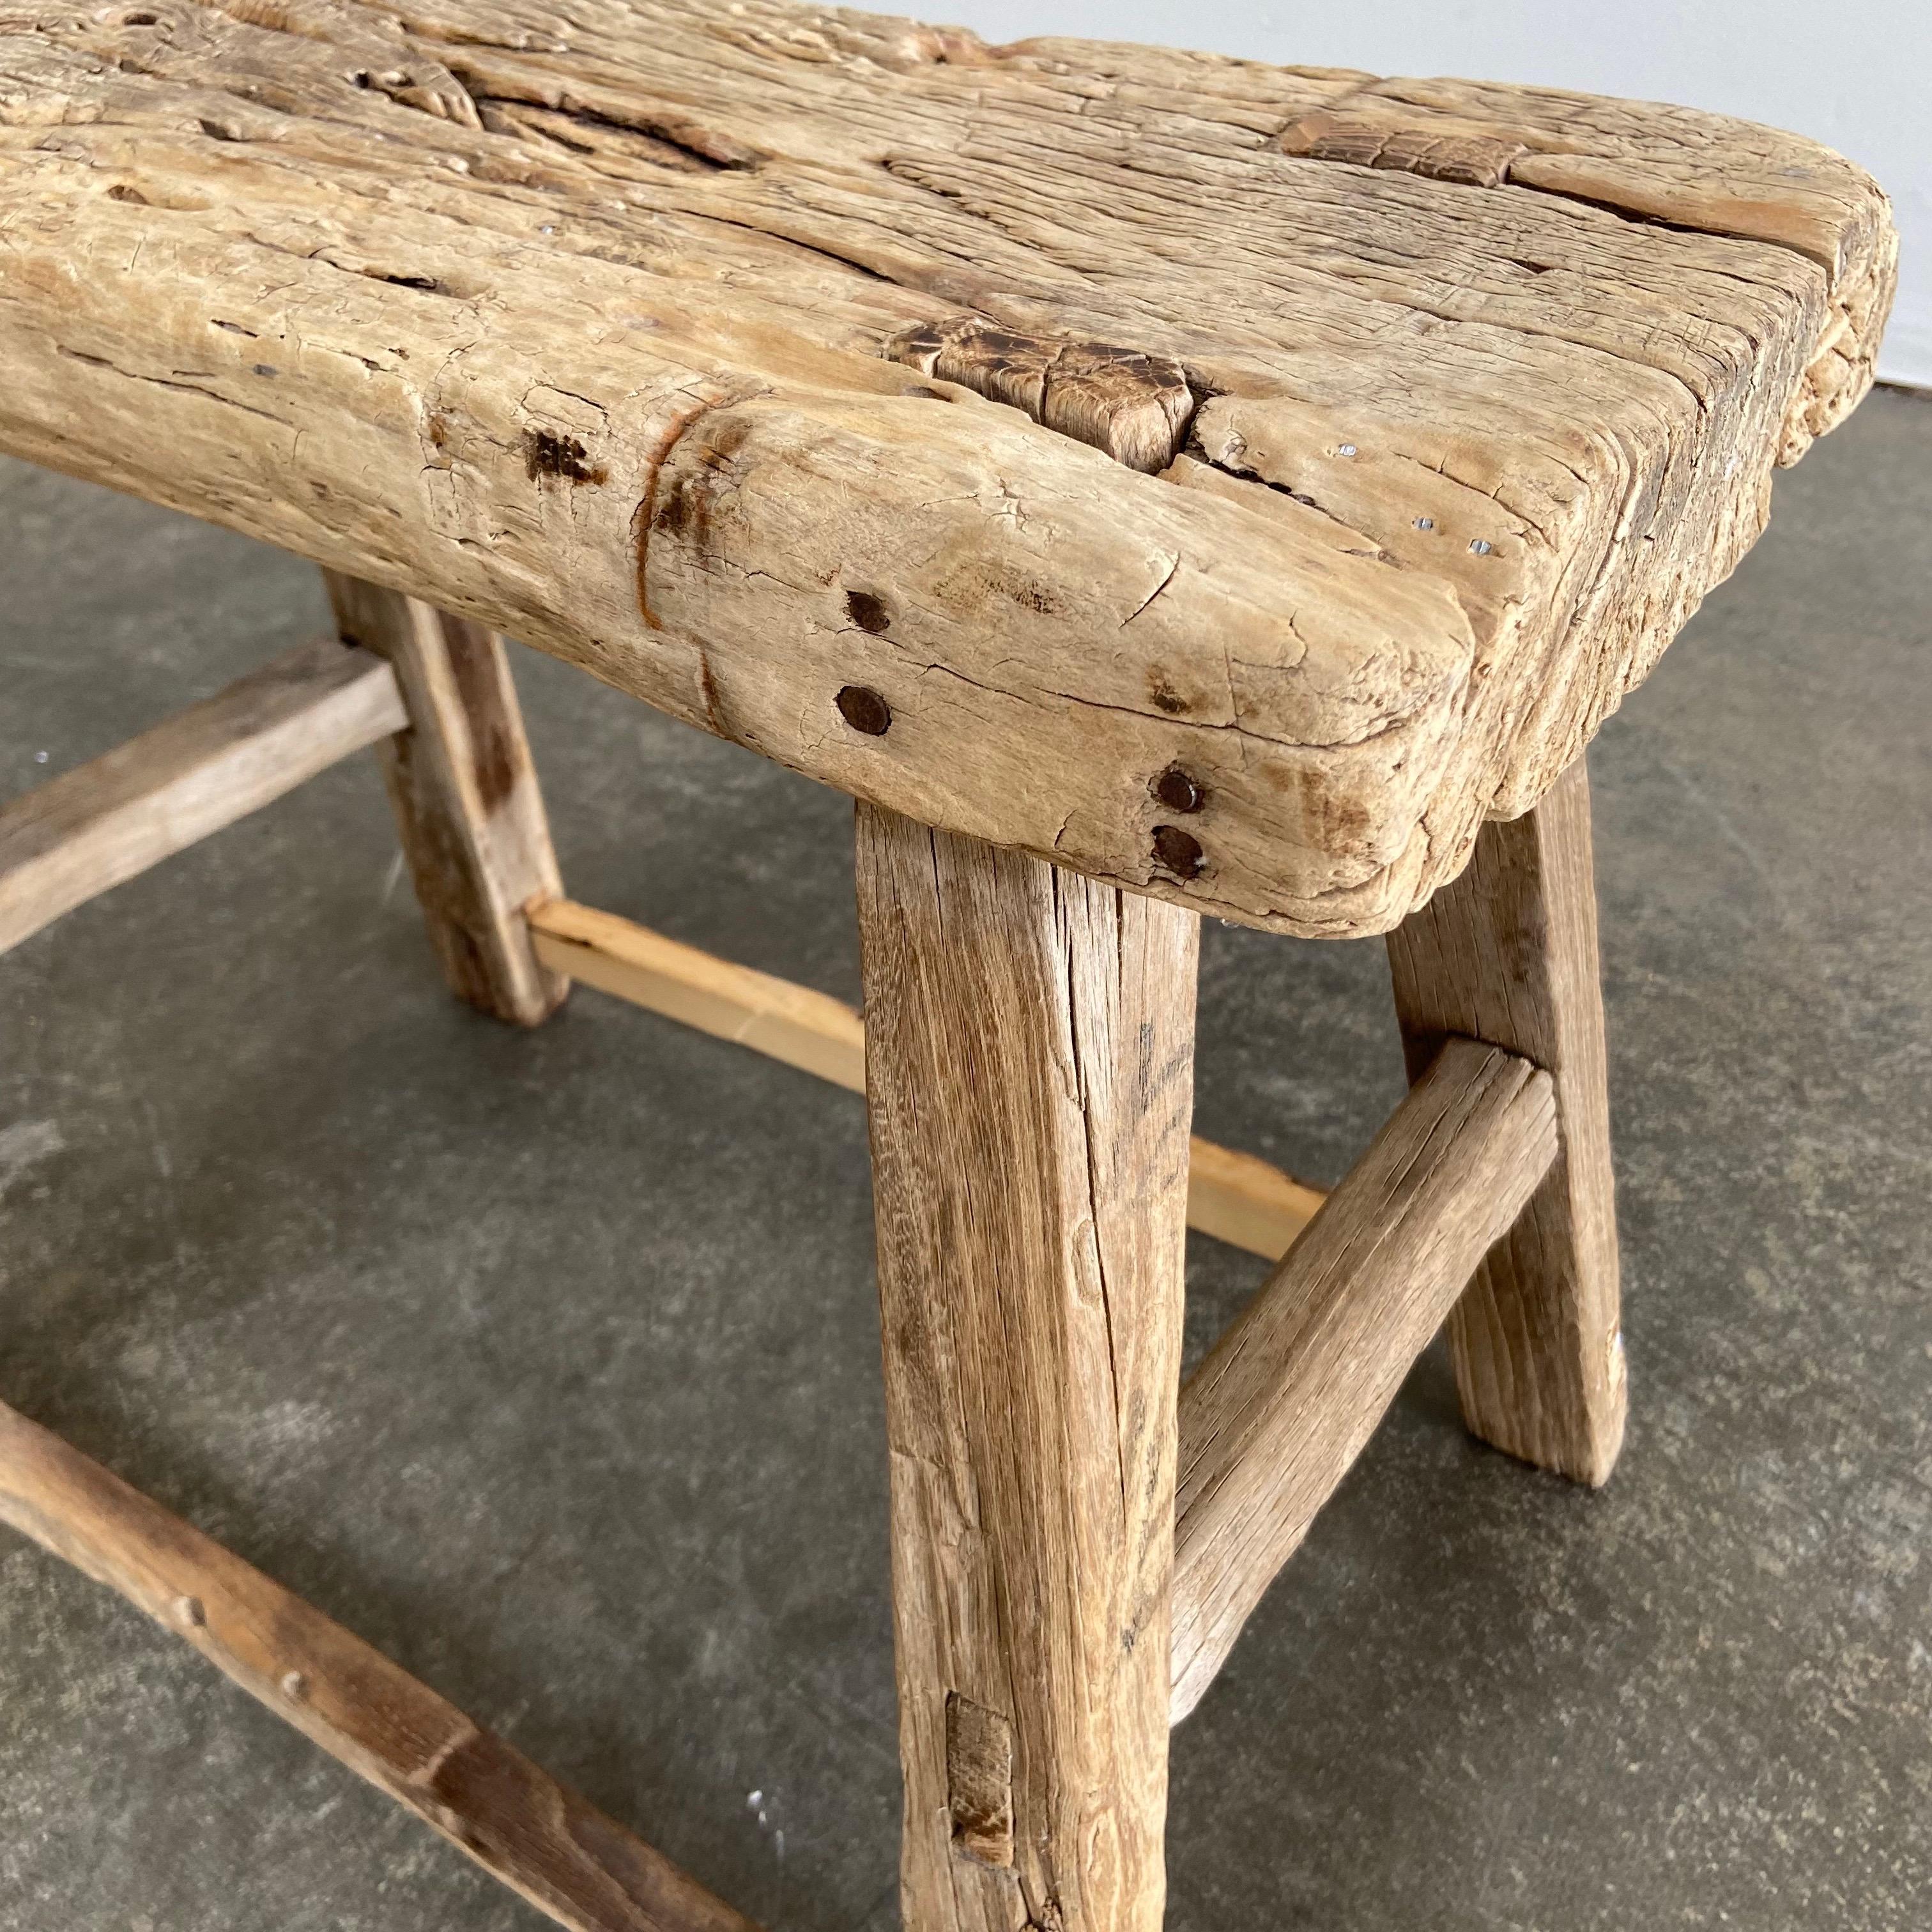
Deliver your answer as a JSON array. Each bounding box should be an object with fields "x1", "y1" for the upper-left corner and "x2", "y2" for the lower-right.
[{"x1": 0, "y1": 3, "x2": 1896, "y2": 1928}]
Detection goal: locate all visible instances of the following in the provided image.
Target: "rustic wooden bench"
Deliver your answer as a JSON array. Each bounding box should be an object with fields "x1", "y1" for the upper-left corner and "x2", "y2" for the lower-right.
[{"x1": 0, "y1": 1, "x2": 1896, "y2": 1926}]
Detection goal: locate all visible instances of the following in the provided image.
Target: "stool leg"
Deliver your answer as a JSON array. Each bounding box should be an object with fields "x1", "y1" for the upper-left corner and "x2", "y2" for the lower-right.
[
  {"x1": 1386, "y1": 756, "x2": 1627, "y2": 1483},
  {"x1": 322, "y1": 572, "x2": 565, "y2": 1026},
  {"x1": 857, "y1": 804, "x2": 1197, "y2": 1932}
]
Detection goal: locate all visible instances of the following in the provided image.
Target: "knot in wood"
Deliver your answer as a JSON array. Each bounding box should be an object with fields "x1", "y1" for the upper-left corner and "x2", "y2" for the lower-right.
[
  {"x1": 1279, "y1": 110, "x2": 1529, "y2": 189},
  {"x1": 887, "y1": 318, "x2": 1197, "y2": 473}
]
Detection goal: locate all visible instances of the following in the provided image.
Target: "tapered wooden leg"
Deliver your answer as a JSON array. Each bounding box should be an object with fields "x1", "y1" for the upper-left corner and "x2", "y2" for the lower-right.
[
  {"x1": 1386, "y1": 757, "x2": 1627, "y2": 1484},
  {"x1": 857, "y1": 805, "x2": 1198, "y2": 1932},
  {"x1": 323, "y1": 572, "x2": 565, "y2": 1025}
]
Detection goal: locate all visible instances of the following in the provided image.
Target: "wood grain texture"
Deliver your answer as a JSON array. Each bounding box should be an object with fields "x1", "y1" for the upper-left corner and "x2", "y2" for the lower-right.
[
  {"x1": 1386, "y1": 757, "x2": 1627, "y2": 1484},
  {"x1": 1169, "y1": 1038, "x2": 1559, "y2": 1722},
  {"x1": 528, "y1": 894, "x2": 1321, "y2": 1262},
  {"x1": 0, "y1": 0, "x2": 1894, "y2": 937},
  {"x1": 857, "y1": 804, "x2": 1198, "y2": 1932},
  {"x1": 324, "y1": 574, "x2": 565, "y2": 1025},
  {"x1": 0, "y1": 634, "x2": 404, "y2": 956},
  {"x1": 0, "y1": 1400, "x2": 759, "y2": 1932}
]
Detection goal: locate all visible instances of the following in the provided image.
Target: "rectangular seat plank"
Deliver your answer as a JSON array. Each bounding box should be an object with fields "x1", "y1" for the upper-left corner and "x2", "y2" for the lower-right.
[{"x1": 0, "y1": 0, "x2": 1894, "y2": 939}]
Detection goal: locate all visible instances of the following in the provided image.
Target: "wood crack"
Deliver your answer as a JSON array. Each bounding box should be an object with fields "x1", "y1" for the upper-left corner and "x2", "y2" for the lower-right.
[
  {"x1": 1190, "y1": 448, "x2": 1393, "y2": 560},
  {"x1": 470, "y1": 92, "x2": 749, "y2": 173},
  {"x1": 54, "y1": 344, "x2": 289, "y2": 424}
]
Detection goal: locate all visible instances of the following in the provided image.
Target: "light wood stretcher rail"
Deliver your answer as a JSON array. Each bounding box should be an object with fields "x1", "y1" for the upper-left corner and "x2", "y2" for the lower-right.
[
  {"x1": 0, "y1": 638, "x2": 406, "y2": 954},
  {"x1": 0, "y1": 1399, "x2": 759, "y2": 1932},
  {"x1": 527, "y1": 896, "x2": 1326, "y2": 1263}
]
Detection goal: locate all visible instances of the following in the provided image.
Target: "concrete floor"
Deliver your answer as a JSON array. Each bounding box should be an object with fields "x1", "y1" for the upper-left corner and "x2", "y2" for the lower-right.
[{"x1": 1, "y1": 387, "x2": 1927, "y2": 1931}]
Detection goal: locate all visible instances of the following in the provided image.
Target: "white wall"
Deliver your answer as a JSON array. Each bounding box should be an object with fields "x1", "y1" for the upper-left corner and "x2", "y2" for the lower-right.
[{"x1": 936, "y1": 0, "x2": 1929, "y2": 388}]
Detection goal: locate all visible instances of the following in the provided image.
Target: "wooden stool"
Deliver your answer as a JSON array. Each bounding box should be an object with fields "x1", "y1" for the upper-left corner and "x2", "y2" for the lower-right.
[{"x1": 0, "y1": 4, "x2": 1896, "y2": 1926}]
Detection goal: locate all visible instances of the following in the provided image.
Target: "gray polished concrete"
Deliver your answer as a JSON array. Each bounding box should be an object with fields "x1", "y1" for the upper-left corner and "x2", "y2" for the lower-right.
[{"x1": 1, "y1": 387, "x2": 1927, "y2": 1931}]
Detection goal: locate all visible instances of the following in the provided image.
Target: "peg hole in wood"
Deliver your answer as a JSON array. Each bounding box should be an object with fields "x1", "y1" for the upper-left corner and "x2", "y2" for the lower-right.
[
  {"x1": 844, "y1": 590, "x2": 892, "y2": 634},
  {"x1": 836, "y1": 686, "x2": 892, "y2": 736},
  {"x1": 1153, "y1": 824, "x2": 1205, "y2": 877}
]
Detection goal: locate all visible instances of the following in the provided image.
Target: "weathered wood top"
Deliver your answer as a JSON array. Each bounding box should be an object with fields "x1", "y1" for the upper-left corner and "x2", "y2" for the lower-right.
[{"x1": 0, "y1": 1, "x2": 1895, "y2": 936}]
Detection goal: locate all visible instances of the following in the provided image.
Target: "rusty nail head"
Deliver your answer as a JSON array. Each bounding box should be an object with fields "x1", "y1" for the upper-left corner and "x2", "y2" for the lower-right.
[
  {"x1": 837, "y1": 686, "x2": 892, "y2": 736},
  {"x1": 1152, "y1": 765, "x2": 1204, "y2": 813}
]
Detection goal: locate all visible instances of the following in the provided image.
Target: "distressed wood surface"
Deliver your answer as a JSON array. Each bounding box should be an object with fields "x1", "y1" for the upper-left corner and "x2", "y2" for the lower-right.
[
  {"x1": 0, "y1": 634, "x2": 404, "y2": 956},
  {"x1": 324, "y1": 574, "x2": 565, "y2": 1025},
  {"x1": 1387, "y1": 756, "x2": 1627, "y2": 1484},
  {"x1": 857, "y1": 804, "x2": 1198, "y2": 1931},
  {"x1": 530, "y1": 893, "x2": 1322, "y2": 1262},
  {"x1": 0, "y1": 1399, "x2": 760, "y2": 1932},
  {"x1": 1169, "y1": 1038, "x2": 1559, "y2": 1722},
  {"x1": 0, "y1": 0, "x2": 1895, "y2": 937}
]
